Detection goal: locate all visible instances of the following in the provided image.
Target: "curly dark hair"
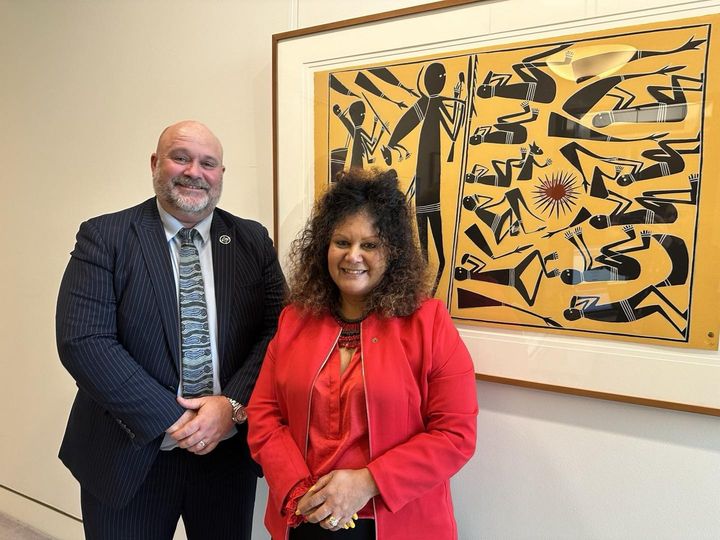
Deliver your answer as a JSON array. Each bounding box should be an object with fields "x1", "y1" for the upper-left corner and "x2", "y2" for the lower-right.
[{"x1": 287, "y1": 168, "x2": 430, "y2": 317}]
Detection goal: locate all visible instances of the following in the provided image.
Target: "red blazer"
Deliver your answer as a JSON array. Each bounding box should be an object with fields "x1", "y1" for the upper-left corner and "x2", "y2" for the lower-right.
[{"x1": 247, "y1": 299, "x2": 478, "y2": 540}]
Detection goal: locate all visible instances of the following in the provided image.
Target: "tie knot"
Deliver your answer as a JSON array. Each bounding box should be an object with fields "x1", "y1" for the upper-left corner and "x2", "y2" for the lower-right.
[{"x1": 179, "y1": 228, "x2": 198, "y2": 244}]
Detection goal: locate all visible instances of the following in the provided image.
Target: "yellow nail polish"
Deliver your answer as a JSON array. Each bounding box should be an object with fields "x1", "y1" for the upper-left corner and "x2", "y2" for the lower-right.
[
  {"x1": 344, "y1": 524, "x2": 350, "y2": 529},
  {"x1": 352, "y1": 513, "x2": 359, "y2": 520},
  {"x1": 295, "y1": 510, "x2": 300, "y2": 516},
  {"x1": 349, "y1": 520, "x2": 356, "y2": 528}
]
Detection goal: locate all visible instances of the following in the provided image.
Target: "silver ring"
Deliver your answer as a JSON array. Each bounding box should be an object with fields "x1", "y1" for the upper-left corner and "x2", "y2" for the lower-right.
[
  {"x1": 327, "y1": 516, "x2": 339, "y2": 528},
  {"x1": 198, "y1": 440, "x2": 206, "y2": 449}
]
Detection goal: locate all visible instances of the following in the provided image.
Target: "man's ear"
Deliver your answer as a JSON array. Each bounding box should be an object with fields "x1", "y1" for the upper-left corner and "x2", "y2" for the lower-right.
[{"x1": 150, "y1": 153, "x2": 158, "y2": 172}]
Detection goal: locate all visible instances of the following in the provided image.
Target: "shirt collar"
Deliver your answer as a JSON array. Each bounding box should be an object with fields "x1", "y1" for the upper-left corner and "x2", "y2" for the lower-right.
[{"x1": 156, "y1": 199, "x2": 213, "y2": 244}]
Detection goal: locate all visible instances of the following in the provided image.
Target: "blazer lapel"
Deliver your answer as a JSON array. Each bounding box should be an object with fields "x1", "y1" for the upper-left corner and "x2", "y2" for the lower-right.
[
  {"x1": 133, "y1": 199, "x2": 180, "y2": 375},
  {"x1": 211, "y1": 213, "x2": 233, "y2": 379}
]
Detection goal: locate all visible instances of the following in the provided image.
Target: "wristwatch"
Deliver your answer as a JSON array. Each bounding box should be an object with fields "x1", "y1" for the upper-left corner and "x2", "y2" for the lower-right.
[{"x1": 226, "y1": 397, "x2": 248, "y2": 424}]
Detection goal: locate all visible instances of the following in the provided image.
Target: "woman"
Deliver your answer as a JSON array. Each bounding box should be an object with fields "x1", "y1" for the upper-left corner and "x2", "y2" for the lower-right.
[{"x1": 247, "y1": 169, "x2": 477, "y2": 539}]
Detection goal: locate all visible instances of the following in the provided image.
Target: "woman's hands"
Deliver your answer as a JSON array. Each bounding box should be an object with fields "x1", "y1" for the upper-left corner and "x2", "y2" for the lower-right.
[{"x1": 296, "y1": 468, "x2": 379, "y2": 531}]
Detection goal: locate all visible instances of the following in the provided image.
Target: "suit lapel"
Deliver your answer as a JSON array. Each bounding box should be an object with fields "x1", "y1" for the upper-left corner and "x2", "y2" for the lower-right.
[
  {"x1": 211, "y1": 213, "x2": 233, "y2": 379},
  {"x1": 133, "y1": 199, "x2": 180, "y2": 375}
]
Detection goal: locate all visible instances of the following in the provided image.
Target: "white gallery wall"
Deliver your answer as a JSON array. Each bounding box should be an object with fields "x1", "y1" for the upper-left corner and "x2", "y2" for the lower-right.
[{"x1": 1, "y1": 1, "x2": 719, "y2": 539}]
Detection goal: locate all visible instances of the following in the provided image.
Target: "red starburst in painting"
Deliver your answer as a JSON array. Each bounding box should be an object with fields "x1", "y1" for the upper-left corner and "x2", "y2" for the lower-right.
[{"x1": 533, "y1": 171, "x2": 579, "y2": 218}]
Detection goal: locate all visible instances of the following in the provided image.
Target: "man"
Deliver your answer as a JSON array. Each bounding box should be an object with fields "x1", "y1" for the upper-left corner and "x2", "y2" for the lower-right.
[{"x1": 56, "y1": 120, "x2": 286, "y2": 539}]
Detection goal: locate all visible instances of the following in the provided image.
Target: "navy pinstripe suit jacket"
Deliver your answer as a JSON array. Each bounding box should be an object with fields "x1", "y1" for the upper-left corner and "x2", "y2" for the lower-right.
[{"x1": 56, "y1": 197, "x2": 285, "y2": 508}]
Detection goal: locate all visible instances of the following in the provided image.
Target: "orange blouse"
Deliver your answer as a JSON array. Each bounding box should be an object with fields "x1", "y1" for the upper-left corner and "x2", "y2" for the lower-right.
[{"x1": 286, "y1": 345, "x2": 374, "y2": 523}]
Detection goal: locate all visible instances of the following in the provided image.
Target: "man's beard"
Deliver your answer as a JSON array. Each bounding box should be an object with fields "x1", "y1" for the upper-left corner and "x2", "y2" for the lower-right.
[{"x1": 153, "y1": 171, "x2": 222, "y2": 214}]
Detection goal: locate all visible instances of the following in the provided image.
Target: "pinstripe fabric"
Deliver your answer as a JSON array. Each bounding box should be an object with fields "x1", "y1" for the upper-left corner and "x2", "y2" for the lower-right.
[
  {"x1": 81, "y1": 435, "x2": 257, "y2": 540},
  {"x1": 56, "y1": 197, "x2": 286, "y2": 516},
  {"x1": 211, "y1": 207, "x2": 287, "y2": 405}
]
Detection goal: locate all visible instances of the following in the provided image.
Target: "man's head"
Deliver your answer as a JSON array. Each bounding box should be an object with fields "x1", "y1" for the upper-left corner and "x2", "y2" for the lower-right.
[{"x1": 151, "y1": 120, "x2": 225, "y2": 226}]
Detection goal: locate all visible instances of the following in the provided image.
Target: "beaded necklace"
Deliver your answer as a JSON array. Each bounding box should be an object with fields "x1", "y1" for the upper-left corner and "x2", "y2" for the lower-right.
[{"x1": 333, "y1": 311, "x2": 366, "y2": 349}]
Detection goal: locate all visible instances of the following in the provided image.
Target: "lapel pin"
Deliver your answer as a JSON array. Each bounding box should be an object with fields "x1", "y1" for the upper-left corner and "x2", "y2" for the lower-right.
[{"x1": 219, "y1": 235, "x2": 231, "y2": 245}]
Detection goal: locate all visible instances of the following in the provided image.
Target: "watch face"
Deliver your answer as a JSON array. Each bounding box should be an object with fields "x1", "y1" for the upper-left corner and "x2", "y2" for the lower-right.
[{"x1": 235, "y1": 407, "x2": 247, "y2": 423}]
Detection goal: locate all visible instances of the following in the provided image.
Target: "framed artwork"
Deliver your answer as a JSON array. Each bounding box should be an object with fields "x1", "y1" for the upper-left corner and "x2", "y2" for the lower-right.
[{"x1": 273, "y1": 0, "x2": 720, "y2": 415}]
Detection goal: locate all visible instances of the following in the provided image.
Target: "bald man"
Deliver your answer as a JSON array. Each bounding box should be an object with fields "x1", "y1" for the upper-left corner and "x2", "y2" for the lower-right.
[{"x1": 56, "y1": 121, "x2": 286, "y2": 539}]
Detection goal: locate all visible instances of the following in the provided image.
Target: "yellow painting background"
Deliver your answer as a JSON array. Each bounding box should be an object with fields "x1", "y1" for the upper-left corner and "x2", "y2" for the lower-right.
[{"x1": 314, "y1": 15, "x2": 720, "y2": 350}]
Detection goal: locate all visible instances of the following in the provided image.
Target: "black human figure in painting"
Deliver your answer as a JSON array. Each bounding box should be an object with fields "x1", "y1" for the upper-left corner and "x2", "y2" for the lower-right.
[
  {"x1": 625, "y1": 36, "x2": 706, "y2": 61},
  {"x1": 457, "y1": 287, "x2": 562, "y2": 327},
  {"x1": 466, "y1": 142, "x2": 550, "y2": 187},
  {"x1": 462, "y1": 188, "x2": 546, "y2": 244},
  {"x1": 562, "y1": 225, "x2": 641, "y2": 284},
  {"x1": 591, "y1": 73, "x2": 703, "y2": 128},
  {"x1": 468, "y1": 100, "x2": 539, "y2": 145},
  {"x1": 462, "y1": 223, "x2": 532, "y2": 260},
  {"x1": 381, "y1": 62, "x2": 466, "y2": 165},
  {"x1": 589, "y1": 173, "x2": 699, "y2": 229},
  {"x1": 615, "y1": 133, "x2": 700, "y2": 186},
  {"x1": 572, "y1": 36, "x2": 706, "y2": 83},
  {"x1": 563, "y1": 285, "x2": 688, "y2": 337},
  {"x1": 560, "y1": 134, "x2": 700, "y2": 196},
  {"x1": 329, "y1": 74, "x2": 359, "y2": 98},
  {"x1": 465, "y1": 161, "x2": 516, "y2": 187},
  {"x1": 542, "y1": 207, "x2": 593, "y2": 238},
  {"x1": 560, "y1": 225, "x2": 688, "y2": 286},
  {"x1": 516, "y1": 142, "x2": 552, "y2": 180},
  {"x1": 381, "y1": 61, "x2": 466, "y2": 293},
  {"x1": 652, "y1": 232, "x2": 690, "y2": 287},
  {"x1": 559, "y1": 141, "x2": 622, "y2": 196},
  {"x1": 543, "y1": 170, "x2": 700, "y2": 239},
  {"x1": 458, "y1": 220, "x2": 533, "y2": 276},
  {"x1": 355, "y1": 71, "x2": 408, "y2": 110},
  {"x1": 329, "y1": 75, "x2": 362, "y2": 178},
  {"x1": 548, "y1": 111, "x2": 668, "y2": 143},
  {"x1": 475, "y1": 43, "x2": 573, "y2": 103},
  {"x1": 562, "y1": 65, "x2": 685, "y2": 120},
  {"x1": 332, "y1": 101, "x2": 385, "y2": 171},
  {"x1": 368, "y1": 67, "x2": 420, "y2": 98},
  {"x1": 454, "y1": 249, "x2": 559, "y2": 306}
]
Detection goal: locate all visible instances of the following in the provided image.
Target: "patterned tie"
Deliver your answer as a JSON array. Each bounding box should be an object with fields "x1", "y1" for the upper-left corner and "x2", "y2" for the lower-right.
[{"x1": 178, "y1": 228, "x2": 214, "y2": 397}]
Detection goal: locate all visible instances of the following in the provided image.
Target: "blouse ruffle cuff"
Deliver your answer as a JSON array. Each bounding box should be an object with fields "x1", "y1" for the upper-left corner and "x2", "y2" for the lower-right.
[{"x1": 284, "y1": 477, "x2": 317, "y2": 527}]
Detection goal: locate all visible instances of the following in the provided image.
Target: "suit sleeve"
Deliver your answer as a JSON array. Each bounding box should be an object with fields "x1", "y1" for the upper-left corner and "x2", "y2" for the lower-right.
[
  {"x1": 221, "y1": 225, "x2": 286, "y2": 406},
  {"x1": 366, "y1": 304, "x2": 478, "y2": 513},
  {"x1": 56, "y1": 220, "x2": 184, "y2": 447}
]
